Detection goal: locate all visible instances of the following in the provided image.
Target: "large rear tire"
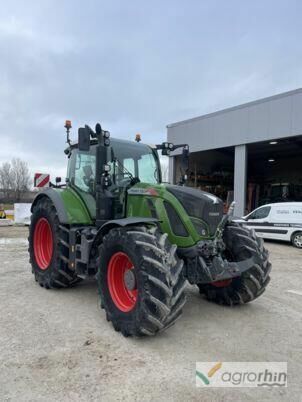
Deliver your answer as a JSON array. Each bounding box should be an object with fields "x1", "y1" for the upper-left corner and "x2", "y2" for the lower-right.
[
  {"x1": 198, "y1": 222, "x2": 271, "y2": 305},
  {"x1": 97, "y1": 225, "x2": 187, "y2": 337},
  {"x1": 29, "y1": 197, "x2": 79, "y2": 288}
]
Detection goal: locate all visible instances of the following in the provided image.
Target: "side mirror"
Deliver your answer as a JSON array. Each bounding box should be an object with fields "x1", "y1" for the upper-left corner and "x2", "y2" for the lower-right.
[{"x1": 78, "y1": 127, "x2": 90, "y2": 152}]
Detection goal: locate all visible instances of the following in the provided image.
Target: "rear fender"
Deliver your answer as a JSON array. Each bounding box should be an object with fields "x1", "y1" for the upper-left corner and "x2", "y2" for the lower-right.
[
  {"x1": 31, "y1": 188, "x2": 93, "y2": 225},
  {"x1": 31, "y1": 189, "x2": 68, "y2": 223}
]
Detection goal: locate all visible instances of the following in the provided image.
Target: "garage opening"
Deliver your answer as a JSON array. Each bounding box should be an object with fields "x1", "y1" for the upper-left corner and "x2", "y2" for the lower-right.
[
  {"x1": 173, "y1": 135, "x2": 302, "y2": 216},
  {"x1": 174, "y1": 146, "x2": 235, "y2": 212},
  {"x1": 247, "y1": 135, "x2": 302, "y2": 212}
]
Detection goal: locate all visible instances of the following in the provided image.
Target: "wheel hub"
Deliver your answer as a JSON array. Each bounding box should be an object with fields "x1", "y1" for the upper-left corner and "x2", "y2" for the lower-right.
[
  {"x1": 294, "y1": 235, "x2": 302, "y2": 248},
  {"x1": 124, "y1": 269, "x2": 136, "y2": 291}
]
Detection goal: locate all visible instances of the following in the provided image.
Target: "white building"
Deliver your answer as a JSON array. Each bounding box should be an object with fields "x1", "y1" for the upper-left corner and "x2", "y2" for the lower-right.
[{"x1": 167, "y1": 89, "x2": 302, "y2": 216}]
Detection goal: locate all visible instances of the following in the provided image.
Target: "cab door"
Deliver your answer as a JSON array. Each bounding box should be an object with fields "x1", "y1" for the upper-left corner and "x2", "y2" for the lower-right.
[
  {"x1": 67, "y1": 147, "x2": 97, "y2": 220},
  {"x1": 244, "y1": 206, "x2": 272, "y2": 239}
]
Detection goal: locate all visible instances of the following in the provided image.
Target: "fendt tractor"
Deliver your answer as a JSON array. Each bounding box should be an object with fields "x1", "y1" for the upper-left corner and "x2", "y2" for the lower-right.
[{"x1": 28, "y1": 121, "x2": 271, "y2": 337}]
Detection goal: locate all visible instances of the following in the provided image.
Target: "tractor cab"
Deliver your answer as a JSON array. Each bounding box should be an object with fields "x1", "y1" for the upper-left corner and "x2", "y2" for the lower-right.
[
  {"x1": 65, "y1": 122, "x2": 188, "y2": 225},
  {"x1": 66, "y1": 137, "x2": 162, "y2": 220},
  {"x1": 67, "y1": 138, "x2": 161, "y2": 191}
]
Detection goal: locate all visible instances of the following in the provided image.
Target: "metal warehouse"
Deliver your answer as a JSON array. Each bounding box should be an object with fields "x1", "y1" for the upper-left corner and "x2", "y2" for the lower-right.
[{"x1": 167, "y1": 88, "x2": 302, "y2": 216}]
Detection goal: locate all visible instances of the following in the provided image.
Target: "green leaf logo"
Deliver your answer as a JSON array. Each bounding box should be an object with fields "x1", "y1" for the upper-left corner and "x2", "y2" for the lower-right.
[{"x1": 196, "y1": 362, "x2": 222, "y2": 385}]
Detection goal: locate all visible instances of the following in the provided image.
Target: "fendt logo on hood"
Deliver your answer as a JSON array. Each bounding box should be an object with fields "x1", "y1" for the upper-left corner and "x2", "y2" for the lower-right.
[{"x1": 127, "y1": 187, "x2": 158, "y2": 196}]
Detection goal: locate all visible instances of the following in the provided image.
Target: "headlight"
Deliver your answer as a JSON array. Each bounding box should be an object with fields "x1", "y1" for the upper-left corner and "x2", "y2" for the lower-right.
[{"x1": 190, "y1": 217, "x2": 208, "y2": 237}]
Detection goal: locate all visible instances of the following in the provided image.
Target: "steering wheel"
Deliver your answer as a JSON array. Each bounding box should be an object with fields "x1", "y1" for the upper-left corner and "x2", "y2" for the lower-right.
[{"x1": 118, "y1": 177, "x2": 132, "y2": 187}]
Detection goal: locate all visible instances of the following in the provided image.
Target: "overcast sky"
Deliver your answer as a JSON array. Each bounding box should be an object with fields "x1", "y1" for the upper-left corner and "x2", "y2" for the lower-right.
[{"x1": 0, "y1": 0, "x2": 302, "y2": 181}]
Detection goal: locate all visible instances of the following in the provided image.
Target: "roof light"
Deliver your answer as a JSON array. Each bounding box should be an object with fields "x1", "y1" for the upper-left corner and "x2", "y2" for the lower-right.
[
  {"x1": 268, "y1": 158, "x2": 275, "y2": 162},
  {"x1": 64, "y1": 120, "x2": 72, "y2": 129},
  {"x1": 269, "y1": 141, "x2": 278, "y2": 145}
]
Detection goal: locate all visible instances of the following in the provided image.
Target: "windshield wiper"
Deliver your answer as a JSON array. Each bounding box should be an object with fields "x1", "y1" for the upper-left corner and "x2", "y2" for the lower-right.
[{"x1": 113, "y1": 157, "x2": 140, "y2": 185}]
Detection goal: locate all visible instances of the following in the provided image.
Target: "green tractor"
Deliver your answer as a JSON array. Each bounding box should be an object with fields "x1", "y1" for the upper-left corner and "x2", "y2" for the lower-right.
[{"x1": 28, "y1": 122, "x2": 271, "y2": 337}]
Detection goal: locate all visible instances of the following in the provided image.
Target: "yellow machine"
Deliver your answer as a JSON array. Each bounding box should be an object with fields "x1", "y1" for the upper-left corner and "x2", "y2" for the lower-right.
[{"x1": 0, "y1": 206, "x2": 6, "y2": 219}]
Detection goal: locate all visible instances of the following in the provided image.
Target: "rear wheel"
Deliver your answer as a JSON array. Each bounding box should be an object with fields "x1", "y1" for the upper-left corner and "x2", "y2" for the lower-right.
[
  {"x1": 29, "y1": 197, "x2": 79, "y2": 288},
  {"x1": 292, "y1": 232, "x2": 302, "y2": 248},
  {"x1": 97, "y1": 225, "x2": 187, "y2": 337},
  {"x1": 198, "y1": 223, "x2": 271, "y2": 305}
]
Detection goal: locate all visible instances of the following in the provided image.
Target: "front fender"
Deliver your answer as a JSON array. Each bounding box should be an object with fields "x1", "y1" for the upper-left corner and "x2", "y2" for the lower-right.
[
  {"x1": 91, "y1": 217, "x2": 158, "y2": 251},
  {"x1": 100, "y1": 217, "x2": 158, "y2": 236}
]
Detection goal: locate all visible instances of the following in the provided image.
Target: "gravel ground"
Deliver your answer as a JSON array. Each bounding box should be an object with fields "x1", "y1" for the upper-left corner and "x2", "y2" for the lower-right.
[{"x1": 0, "y1": 226, "x2": 301, "y2": 402}]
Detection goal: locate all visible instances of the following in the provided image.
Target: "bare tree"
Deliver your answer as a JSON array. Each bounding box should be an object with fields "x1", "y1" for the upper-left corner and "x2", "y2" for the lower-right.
[
  {"x1": 0, "y1": 162, "x2": 13, "y2": 199},
  {"x1": 11, "y1": 158, "x2": 31, "y2": 201},
  {"x1": 0, "y1": 158, "x2": 31, "y2": 201}
]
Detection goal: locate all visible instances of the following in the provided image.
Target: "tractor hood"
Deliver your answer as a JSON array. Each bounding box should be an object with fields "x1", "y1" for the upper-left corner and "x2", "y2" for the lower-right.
[
  {"x1": 127, "y1": 183, "x2": 224, "y2": 243},
  {"x1": 165, "y1": 185, "x2": 224, "y2": 236}
]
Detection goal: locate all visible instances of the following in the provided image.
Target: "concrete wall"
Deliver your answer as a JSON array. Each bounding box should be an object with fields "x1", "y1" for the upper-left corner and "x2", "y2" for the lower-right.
[{"x1": 234, "y1": 145, "x2": 247, "y2": 216}]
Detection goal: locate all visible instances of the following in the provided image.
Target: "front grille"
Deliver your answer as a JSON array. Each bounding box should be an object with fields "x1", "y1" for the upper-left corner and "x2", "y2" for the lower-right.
[{"x1": 167, "y1": 186, "x2": 223, "y2": 236}]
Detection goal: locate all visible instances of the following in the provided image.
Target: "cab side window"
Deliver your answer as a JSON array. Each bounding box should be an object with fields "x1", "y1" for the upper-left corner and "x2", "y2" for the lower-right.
[
  {"x1": 68, "y1": 149, "x2": 96, "y2": 194},
  {"x1": 138, "y1": 153, "x2": 158, "y2": 183},
  {"x1": 123, "y1": 158, "x2": 135, "y2": 177},
  {"x1": 249, "y1": 206, "x2": 271, "y2": 220}
]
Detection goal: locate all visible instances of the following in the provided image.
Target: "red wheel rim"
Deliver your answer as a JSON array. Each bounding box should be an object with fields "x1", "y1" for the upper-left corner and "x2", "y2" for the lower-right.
[
  {"x1": 107, "y1": 252, "x2": 137, "y2": 312},
  {"x1": 212, "y1": 279, "x2": 232, "y2": 288},
  {"x1": 33, "y1": 218, "x2": 53, "y2": 270}
]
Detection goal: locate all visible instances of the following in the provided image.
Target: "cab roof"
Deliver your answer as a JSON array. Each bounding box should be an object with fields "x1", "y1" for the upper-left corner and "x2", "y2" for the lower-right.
[{"x1": 65, "y1": 137, "x2": 154, "y2": 153}]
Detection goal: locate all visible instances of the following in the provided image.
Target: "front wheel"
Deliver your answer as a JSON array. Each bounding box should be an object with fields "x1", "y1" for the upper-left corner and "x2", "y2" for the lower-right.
[
  {"x1": 198, "y1": 223, "x2": 271, "y2": 305},
  {"x1": 97, "y1": 225, "x2": 187, "y2": 337},
  {"x1": 292, "y1": 232, "x2": 302, "y2": 248}
]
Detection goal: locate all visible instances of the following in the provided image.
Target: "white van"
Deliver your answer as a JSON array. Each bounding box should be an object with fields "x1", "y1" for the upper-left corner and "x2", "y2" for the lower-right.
[{"x1": 236, "y1": 202, "x2": 302, "y2": 248}]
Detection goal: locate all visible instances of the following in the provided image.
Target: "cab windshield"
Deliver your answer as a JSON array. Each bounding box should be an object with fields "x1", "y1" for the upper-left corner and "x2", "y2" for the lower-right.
[{"x1": 110, "y1": 139, "x2": 161, "y2": 185}]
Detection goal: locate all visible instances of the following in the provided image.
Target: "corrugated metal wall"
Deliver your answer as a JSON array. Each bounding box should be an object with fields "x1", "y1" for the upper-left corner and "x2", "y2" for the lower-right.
[{"x1": 167, "y1": 89, "x2": 302, "y2": 152}]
